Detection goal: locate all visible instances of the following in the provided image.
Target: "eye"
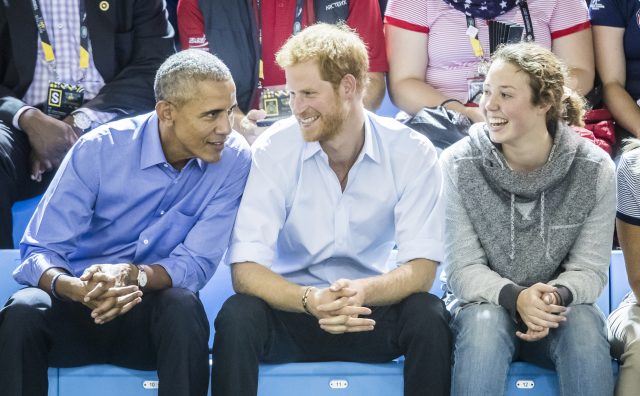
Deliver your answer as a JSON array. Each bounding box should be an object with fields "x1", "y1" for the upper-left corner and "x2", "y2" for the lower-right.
[{"x1": 501, "y1": 92, "x2": 511, "y2": 98}]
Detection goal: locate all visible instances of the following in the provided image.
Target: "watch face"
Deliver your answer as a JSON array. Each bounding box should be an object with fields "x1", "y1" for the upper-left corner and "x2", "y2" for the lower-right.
[
  {"x1": 137, "y1": 267, "x2": 148, "y2": 287},
  {"x1": 73, "y1": 113, "x2": 92, "y2": 130}
]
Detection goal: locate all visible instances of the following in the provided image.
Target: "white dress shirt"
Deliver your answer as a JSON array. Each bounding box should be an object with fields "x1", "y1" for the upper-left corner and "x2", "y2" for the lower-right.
[{"x1": 229, "y1": 111, "x2": 445, "y2": 287}]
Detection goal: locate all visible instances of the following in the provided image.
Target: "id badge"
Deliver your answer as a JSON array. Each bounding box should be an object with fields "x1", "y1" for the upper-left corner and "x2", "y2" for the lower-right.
[
  {"x1": 467, "y1": 76, "x2": 485, "y2": 105},
  {"x1": 260, "y1": 88, "x2": 291, "y2": 121},
  {"x1": 45, "y1": 81, "x2": 84, "y2": 120}
]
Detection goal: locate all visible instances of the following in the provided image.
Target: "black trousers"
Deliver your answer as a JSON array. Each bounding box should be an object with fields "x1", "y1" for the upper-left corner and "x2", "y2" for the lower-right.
[
  {"x1": 0, "y1": 287, "x2": 210, "y2": 396},
  {"x1": 0, "y1": 121, "x2": 53, "y2": 248},
  {"x1": 211, "y1": 292, "x2": 452, "y2": 396}
]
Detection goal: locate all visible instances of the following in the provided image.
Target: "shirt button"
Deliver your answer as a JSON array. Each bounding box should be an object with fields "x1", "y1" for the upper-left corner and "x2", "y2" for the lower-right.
[
  {"x1": 160, "y1": 211, "x2": 165, "y2": 215},
  {"x1": 143, "y1": 239, "x2": 149, "y2": 245},
  {"x1": 56, "y1": 23, "x2": 64, "y2": 29},
  {"x1": 163, "y1": 163, "x2": 169, "y2": 168}
]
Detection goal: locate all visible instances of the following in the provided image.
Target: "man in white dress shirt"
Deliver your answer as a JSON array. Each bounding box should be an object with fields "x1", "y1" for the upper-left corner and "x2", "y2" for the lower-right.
[{"x1": 210, "y1": 24, "x2": 451, "y2": 396}]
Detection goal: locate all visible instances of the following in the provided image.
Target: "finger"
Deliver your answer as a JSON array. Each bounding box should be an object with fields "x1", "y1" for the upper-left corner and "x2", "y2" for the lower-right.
[
  {"x1": 320, "y1": 315, "x2": 376, "y2": 328},
  {"x1": 521, "y1": 319, "x2": 544, "y2": 332},
  {"x1": 94, "y1": 306, "x2": 121, "y2": 325},
  {"x1": 84, "y1": 281, "x2": 109, "y2": 301},
  {"x1": 320, "y1": 325, "x2": 347, "y2": 335},
  {"x1": 113, "y1": 291, "x2": 143, "y2": 309},
  {"x1": 96, "y1": 292, "x2": 142, "y2": 323},
  {"x1": 30, "y1": 159, "x2": 43, "y2": 181},
  {"x1": 344, "y1": 325, "x2": 376, "y2": 333},
  {"x1": 316, "y1": 296, "x2": 352, "y2": 312},
  {"x1": 329, "y1": 279, "x2": 350, "y2": 292},
  {"x1": 91, "y1": 297, "x2": 117, "y2": 318},
  {"x1": 318, "y1": 314, "x2": 349, "y2": 326},
  {"x1": 80, "y1": 265, "x2": 102, "y2": 280},
  {"x1": 98, "y1": 286, "x2": 140, "y2": 299},
  {"x1": 527, "y1": 313, "x2": 565, "y2": 329},
  {"x1": 530, "y1": 283, "x2": 558, "y2": 294},
  {"x1": 325, "y1": 305, "x2": 372, "y2": 317},
  {"x1": 542, "y1": 293, "x2": 554, "y2": 305},
  {"x1": 118, "y1": 296, "x2": 143, "y2": 316},
  {"x1": 87, "y1": 272, "x2": 116, "y2": 284}
]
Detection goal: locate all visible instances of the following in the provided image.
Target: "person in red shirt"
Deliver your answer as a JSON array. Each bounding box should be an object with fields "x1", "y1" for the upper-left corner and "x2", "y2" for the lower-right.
[{"x1": 177, "y1": 0, "x2": 388, "y2": 144}]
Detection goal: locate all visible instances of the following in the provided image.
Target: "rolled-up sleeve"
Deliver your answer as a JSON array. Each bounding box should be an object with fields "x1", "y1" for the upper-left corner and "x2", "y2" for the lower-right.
[
  {"x1": 394, "y1": 136, "x2": 445, "y2": 264},
  {"x1": 228, "y1": 144, "x2": 289, "y2": 267}
]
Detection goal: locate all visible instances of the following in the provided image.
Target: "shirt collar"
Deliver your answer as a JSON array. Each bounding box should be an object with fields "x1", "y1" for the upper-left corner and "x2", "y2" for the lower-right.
[
  {"x1": 139, "y1": 113, "x2": 206, "y2": 171},
  {"x1": 301, "y1": 112, "x2": 381, "y2": 163}
]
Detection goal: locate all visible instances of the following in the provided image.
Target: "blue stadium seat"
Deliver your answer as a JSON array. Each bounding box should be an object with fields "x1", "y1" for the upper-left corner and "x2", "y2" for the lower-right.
[
  {"x1": 0, "y1": 249, "x2": 622, "y2": 395},
  {"x1": 57, "y1": 365, "x2": 159, "y2": 396},
  {"x1": 506, "y1": 361, "x2": 618, "y2": 395},
  {"x1": 11, "y1": 194, "x2": 42, "y2": 248}
]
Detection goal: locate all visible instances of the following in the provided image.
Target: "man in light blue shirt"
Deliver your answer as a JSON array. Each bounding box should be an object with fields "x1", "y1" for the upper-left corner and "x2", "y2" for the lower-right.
[
  {"x1": 211, "y1": 24, "x2": 451, "y2": 396},
  {"x1": 0, "y1": 50, "x2": 250, "y2": 396}
]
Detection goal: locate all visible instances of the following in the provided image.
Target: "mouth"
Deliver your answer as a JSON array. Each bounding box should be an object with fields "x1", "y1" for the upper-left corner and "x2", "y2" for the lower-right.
[
  {"x1": 297, "y1": 114, "x2": 320, "y2": 127},
  {"x1": 206, "y1": 140, "x2": 226, "y2": 148},
  {"x1": 488, "y1": 117, "x2": 508, "y2": 128}
]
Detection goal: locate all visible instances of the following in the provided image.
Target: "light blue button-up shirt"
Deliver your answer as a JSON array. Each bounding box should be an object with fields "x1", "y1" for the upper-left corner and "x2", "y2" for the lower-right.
[
  {"x1": 229, "y1": 112, "x2": 444, "y2": 287},
  {"x1": 15, "y1": 112, "x2": 251, "y2": 292}
]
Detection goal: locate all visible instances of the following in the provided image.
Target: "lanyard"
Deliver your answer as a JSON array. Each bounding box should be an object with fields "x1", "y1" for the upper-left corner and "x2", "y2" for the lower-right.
[
  {"x1": 255, "y1": 0, "x2": 306, "y2": 86},
  {"x1": 30, "y1": 0, "x2": 89, "y2": 81},
  {"x1": 465, "y1": 1, "x2": 535, "y2": 59}
]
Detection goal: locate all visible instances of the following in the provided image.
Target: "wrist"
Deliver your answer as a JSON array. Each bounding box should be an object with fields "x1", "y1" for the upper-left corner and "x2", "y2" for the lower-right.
[
  {"x1": 301, "y1": 286, "x2": 315, "y2": 315},
  {"x1": 54, "y1": 275, "x2": 82, "y2": 302},
  {"x1": 18, "y1": 107, "x2": 42, "y2": 134}
]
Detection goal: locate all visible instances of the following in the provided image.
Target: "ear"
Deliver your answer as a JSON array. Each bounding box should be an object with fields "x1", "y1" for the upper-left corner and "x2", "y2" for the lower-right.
[
  {"x1": 340, "y1": 74, "x2": 358, "y2": 97},
  {"x1": 537, "y1": 100, "x2": 552, "y2": 116},
  {"x1": 155, "y1": 100, "x2": 174, "y2": 124}
]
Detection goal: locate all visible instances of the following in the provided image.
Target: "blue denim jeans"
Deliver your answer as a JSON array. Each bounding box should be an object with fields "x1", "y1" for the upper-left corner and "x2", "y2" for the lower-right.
[{"x1": 451, "y1": 303, "x2": 613, "y2": 396}]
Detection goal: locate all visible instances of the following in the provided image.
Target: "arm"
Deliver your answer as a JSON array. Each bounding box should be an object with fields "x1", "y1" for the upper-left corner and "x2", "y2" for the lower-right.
[
  {"x1": 352, "y1": 258, "x2": 436, "y2": 306},
  {"x1": 551, "y1": 28, "x2": 595, "y2": 96},
  {"x1": 594, "y1": 25, "x2": 640, "y2": 137},
  {"x1": 549, "y1": 157, "x2": 616, "y2": 304},
  {"x1": 385, "y1": 25, "x2": 482, "y2": 121},
  {"x1": 441, "y1": 151, "x2": 515, "y2": 305},
  {"x1": 177, "y1": 0, "x2": 209, "y2": 50},
  {"x1": 363, "y1": 71, "x2": 385, "y2": 111}
]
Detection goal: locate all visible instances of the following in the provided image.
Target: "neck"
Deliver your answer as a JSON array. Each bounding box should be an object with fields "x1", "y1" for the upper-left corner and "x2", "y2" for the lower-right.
[
  {"x1": 159, "y1": 121, "x2": 189, "y2": 171},
  {"x1": 501, "y1": 125, "x2": 554, "y2": 172},
  {"x1": 320, "y1": 104, "x2": 366, "y2": 166}
]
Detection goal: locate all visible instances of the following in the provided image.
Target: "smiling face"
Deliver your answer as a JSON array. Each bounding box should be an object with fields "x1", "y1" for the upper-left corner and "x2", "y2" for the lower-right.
[
  {"x1": 284, "y1": 61, "x2": 347, "y2": 142},
  {"x1": 159, "y1": 78, "x2": 237, "y2": 168},
  {"x1": 480, "y1": 60, "x2": 550, "y2": 147}
]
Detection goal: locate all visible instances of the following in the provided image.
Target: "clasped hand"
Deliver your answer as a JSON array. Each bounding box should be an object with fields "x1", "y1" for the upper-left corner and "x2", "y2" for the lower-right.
[
  {"x1": 516, "y1": 283, "x2": 568, "y2": 342},
  {"x1": 307, "y1": 279, "x2": 375, "y2": 335},
  {"x1": 75, "y1": 264, "x2": 143, "y2": 324}
]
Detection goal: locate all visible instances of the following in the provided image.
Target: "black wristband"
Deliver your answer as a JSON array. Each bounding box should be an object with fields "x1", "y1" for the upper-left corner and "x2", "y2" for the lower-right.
[{"x1": 440, "y1": 98, "x2": 464, "y2": 108}]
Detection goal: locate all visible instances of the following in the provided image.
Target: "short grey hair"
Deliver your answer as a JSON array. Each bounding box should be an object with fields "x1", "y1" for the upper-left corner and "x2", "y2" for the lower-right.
[{"x1": 154, "y1": 49, "x2": 232, "y2": 106}]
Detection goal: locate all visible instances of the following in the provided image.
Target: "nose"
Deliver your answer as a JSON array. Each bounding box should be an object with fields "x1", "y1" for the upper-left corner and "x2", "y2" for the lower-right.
[
  {"x1": 290, "y1": 94, "x2": 305, "y2": 115},
  {"x1": 217, "y1": 113, "x2": 233, "y2": 136},
  {"x1": 483, "y1": 94, "x2": 499, "y2": 112}
]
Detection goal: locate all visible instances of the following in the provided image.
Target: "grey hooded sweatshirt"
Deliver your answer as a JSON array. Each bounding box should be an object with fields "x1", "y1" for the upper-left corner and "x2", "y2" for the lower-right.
[{"x1": 440, "y1": 122, "x2": 616, "y2": 319}]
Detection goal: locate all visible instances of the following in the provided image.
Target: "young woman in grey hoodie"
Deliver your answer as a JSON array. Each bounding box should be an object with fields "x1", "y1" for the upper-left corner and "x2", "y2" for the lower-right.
[{"x1": 440, "y1": 42, "x2": 616, "y2": 396}]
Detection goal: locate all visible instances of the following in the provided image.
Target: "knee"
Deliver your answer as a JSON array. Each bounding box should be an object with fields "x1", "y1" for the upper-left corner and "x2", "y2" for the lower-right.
[
  {"x1": 453, "y1": 304, "x2": 514, "y2": 354},
  {"x1": 398, "y1": 293, "x2": 451, "y2": 338},
  {"x1": 214, "y1": 294, "x2": 271, "y2": 337},
  {"x1": 0, "y1": 288, "x2": 50, "y2": 334},
  {"x1": 554, "y1": 305, "x2": 608, "y2": 357},
  {"x1": 153, "y1": 288, "x2": 207, "y2": 331}
]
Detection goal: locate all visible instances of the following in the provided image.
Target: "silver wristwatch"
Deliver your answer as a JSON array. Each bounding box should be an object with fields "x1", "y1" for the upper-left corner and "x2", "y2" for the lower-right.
[
  {"x1": 72, "y1": 111, "x2": 92, "y2": 134},
  {"x1": 136, "y1": 265, "x2": 148, "y2": 288}
]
